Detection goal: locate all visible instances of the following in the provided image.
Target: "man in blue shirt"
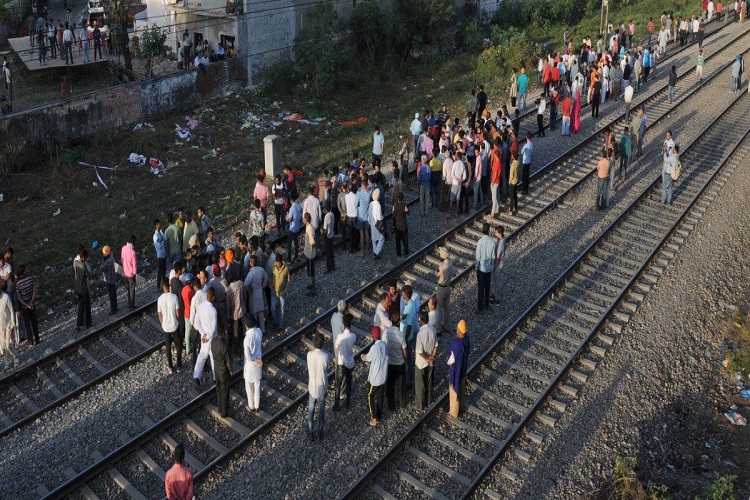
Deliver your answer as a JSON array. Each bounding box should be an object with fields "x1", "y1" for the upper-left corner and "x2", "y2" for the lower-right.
[
  {"x1": 153, "y1": 219, "x2": 167, "y2": 290},
  {"x1": 417, "y1": 156, "x2": 431, "y2": 215},
  {"x1": 356, "y1": 178, "x2": 371, "y2": 257},
  {"x1": 474, "y1": 223, "x2": 496, "y2": 313},
  {"x1": 286, "y1": 193, "x2": 302, "y2": 263}
]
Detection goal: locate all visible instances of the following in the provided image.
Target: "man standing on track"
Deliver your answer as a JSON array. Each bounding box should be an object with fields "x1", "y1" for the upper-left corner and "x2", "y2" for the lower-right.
[
  {"x1": 158, "y1": 282, "x2": 182, "y2": 374},
  {"x1": 306, "y1": 333, "x2": 330, "y2": 440},
  {"x1": 596, "y1": 150, "x2": 611, "y2": 209},
  {"x1": 121, "y1": 235, "x2": 138, "y2": 310},
  {"x1": 491, "y1": 226, "x2": 506, "y2": 306},
  {"x1": 414, "y1": 311, "x2": 438, "y2": 411},
  {"x1": 447, "y1": 319, "x2": 470, "y2": 419},
  {"x1": 362, "y1": 326, "x2": 388, "y2": 427},
  {"x1": 73, "y1": 249, "x2": 92, "y2": 332},
  {"x1": 210, "y1": 329, "x2": 233, "y2": 418},
  {"x1": 636, "y1": 106, "x2": 648, "y2": 157},
  {"x1": 435, "y1": 247, "x2": 453, "y2": 336},
  {"x1": 192, "y1": 286, "x2": 216, "y2": 388},
  {"x1": 333, "y1": 313, "x2": 356, "y2": 411},
  {"x1": 0, "y1": 287, "x2": 17, "y2": 370},
  {"x1": 384, "y1": 313, "x2": 407, "y2": 410},
  {"x1": 474, "y1": 223, "x2": 495, "y2": 314},
  {"x1": 153, "y1": 219, "x2": 167, "y2": 291},
  {"x1": 521, "y1": 132, "x2": 534, "y2": 193},
  {"x1": 243, "y1": 314, "x2": 263, "y2": 412},
  {"x1": 164, "y1": 444, "x2": 193, "y2": 500}
]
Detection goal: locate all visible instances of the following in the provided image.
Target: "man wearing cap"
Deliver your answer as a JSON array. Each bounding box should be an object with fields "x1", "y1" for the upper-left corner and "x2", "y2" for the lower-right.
[
  {"x1": 436, "y1": 247, "x2": 453, "y2": 335},
  {"x1": 414, "y1": 311, "x2": 438, "y2": 411},
  {"x1": 447, "y1": 318, "x2": 471, "y2": 419},
  {"x1": 306, "y1": 333, "x2": 331, "y2": 440},
  {"x1": 410, "y1": 112, "x2": 422, "y2": 158},
  {"x1": 100, "y1": 245, "x2": 118, "y2": 315},
  {"x1": 362, "y1": 326, "x2": 388, "y2": 427},
  {"x1": 243, "y1": 315, "x2": 263, "y2": 412},
  {"x1": 121, "y1": 235, "x2": 138, "y2": 310}
]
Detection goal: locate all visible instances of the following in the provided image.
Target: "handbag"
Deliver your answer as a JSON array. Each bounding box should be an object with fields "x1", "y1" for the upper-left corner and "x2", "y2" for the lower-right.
[
  {"x1": 670, "y1": 160, "x2": 681, "y2": 181},
  {"x1": 375, "y1": 219, "x2": 386, "y2": 234}
]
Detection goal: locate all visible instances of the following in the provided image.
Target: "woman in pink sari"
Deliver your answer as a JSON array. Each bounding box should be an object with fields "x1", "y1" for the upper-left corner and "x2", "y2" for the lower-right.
[{"x1": 572, "y1": 89, "x2": 582, "y2": 133}]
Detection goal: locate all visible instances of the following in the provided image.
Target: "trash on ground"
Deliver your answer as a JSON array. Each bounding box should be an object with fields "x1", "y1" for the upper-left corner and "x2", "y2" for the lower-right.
[
  {"x1": 119, "y1": 212, "x2": 127, "y2": 220},
  {"x1": 340, "y1": 117, "x2": 368, "y2": 127},
  {"x1": 0, "y1": 193, "x2": 3, "y2": 202},
  {"x1": 149, "y1": 158, "x2": 165, "y2": 175},
  {"x1": 725, "y1": 407, "x2": 747, "y2": 425},
  {"x1": 175, "y1": 125, "x2": 192, "y2": 140},
  {"x1": 17, "y1": 196, "x2": 29, "y2": 202},
  {"x1": 133, "y1": 122, "x2": 155, "y2": 131},
  {"x1": 129, "y1": 153, "x2": 147, "y2": 165},
  {"x1": 186, "y1": 116, "x2": 199, "y2": 130},
  {"x1": 741, "y1": 389, "x2": 750, "y2": 399},
  {"x1": 52, "y1": 208, "x2": 61, "y2": 217}
]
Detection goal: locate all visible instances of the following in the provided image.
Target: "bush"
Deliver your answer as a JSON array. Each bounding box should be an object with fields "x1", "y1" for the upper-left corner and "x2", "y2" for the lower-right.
[
  {"x1": 478, "y1": 27, "x2": 536, "y2": 80},
  {"x1": 294, "y1": 2, "x2": 347, "y2": 95},
  {"x1": 460, "y1": 20, "x2": 484, "y2": 53},
  {"x1": 264, "y1": 59, "x2": 300, "y2": 95}
]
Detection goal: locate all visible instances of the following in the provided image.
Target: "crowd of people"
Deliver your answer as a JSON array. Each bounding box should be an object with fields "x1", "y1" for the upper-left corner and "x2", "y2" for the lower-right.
[{"x1": 26, "y1": 12, "x2": 111, "y2": 66}]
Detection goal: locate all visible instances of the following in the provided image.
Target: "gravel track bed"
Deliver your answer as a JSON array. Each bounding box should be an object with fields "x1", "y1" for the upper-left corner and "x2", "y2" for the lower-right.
[
  {"x1": 42, "y1": 363, "x2": 80, "y2": 396},
  {"x1": 475, "y1": 371, "x2": 534, "y2": 408},
  {"x1": 0, "y1": 390, "x2": 27, "y2": 422},
  {"x1": 2, "y1": 21, "x2": 745, "y2": 500},
  {"x1": 390, "y1": 453, "x2": 466, "y2": 498},
  {"x1": 196, "y1": 23, "x2": 750, "y2": 498},
  {"x1": 430, "y1": 417, "x2": 497, "y2": 459},
  {"x1": 14, "y1": 375, "x2": 57, "y2": 408},
  {"x1": 106, "y1": 329, "x2": 144, "y2": 357},
  {"x1": 65, "y1": 353, "x2": 101, "y2": 384},
  {"x1": 87, "y1": 474, "x2": 127, "y2": 500},
  {"x1": 166, "y1": 423, "x2": 218, "y2": 468},
  {"x1": 190, "y1": 406, "x2": 242, "y2": 447},
  {"x1": 129, "y1": 318, "x2": 164, "y2": 345},
  {"x1": 477, "y1": 115, "x2": 750, "y2": 500},
  {"x1": 82, "y1": 340, "x2": 122, "y2": 371},
  {"x1": 117, "y1": 453, "x2": 164, "y2": 500},
  {"x1": 412, "y1": 432, "x2": 483, "y2": 479}
]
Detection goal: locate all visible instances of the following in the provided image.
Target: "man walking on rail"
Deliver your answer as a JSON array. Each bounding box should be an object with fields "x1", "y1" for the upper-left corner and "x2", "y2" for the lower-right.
[
  {"x1": 192, "y1": 286, "x2": 217, "y2": 388},
  {"x1": 447, "y1": 319, "x2": 470, "y2": 419}
]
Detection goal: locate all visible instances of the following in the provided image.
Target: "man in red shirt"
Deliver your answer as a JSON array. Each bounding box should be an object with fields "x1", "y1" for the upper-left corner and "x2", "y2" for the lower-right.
[
  {"x1": 647, "y1": 18, "x2": 655, "y2": 46},
  {"x1": 120, "y1": 235, "x2": 138, "y2": 310},
  {"x1": 181, "y1": 276, "x2": 196, "y2": 363},
  {"x1": 490, "y1": 139, "x2": 503, "y2": 217},
  {"x1": 165, "y1": 444, "x2": 193, "y2": 500}
]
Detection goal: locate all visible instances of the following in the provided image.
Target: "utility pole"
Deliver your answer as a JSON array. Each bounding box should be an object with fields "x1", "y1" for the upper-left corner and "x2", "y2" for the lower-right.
[{"x1": 600, "y1": 0, "x2": 609, "y2": 37}]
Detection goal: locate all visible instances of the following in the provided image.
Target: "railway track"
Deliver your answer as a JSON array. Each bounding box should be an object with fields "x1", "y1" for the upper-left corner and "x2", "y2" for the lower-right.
[
  {"x1": 35, "y1": 21, "x2": 750, "y2": 498},
  {"x1": 0, "y1": 10, "x2": 736, "y2": 440},
  {"x1": 339, "y1": 85, "x2": 750, "y2": 500}
]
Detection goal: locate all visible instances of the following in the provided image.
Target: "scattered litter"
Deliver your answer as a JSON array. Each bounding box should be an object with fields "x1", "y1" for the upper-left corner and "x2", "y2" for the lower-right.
[
  {"x1": 129, "y1": 153, "x2": 147, "y2": 165},
  {"x1": 185, "y1": 116, "x2": 199, "y2": 130},
  {"x1": 0, "y1": 193, "x2": 3, "y2": 202},
  {"x1": 725, "y1": 406, "x2": 747, "y2": 425},
  {"x1": 723, "y1": 357, "x2": 731, "y2": 368},
  {"x1": 119, "y1": 212, "x2": 127, "y2": 220},
  {"x1": 175, "y1": 124, "x2": 192, "y2": 140},
  {"x1": 340, "y1": 117, "x2": 368, "y2": 127},
  {"x1": 92, "y1": 240, "x2": 99, "y2": 249},
  {"x1": 46, "y1": 308, "x2": 54, "y2": 315},
  {"x1": 149, "y1": 158, "x2": 164, "y2": 175},
  {"x1": 52, "y1": 208, "x2": 61, "y2": 217},
  {"x1": 79, "y1": 162, "x2": 117, "y2": 190},
  {"x1": 741, "y1": 390, "x2": 750, "y2": 399},
  {"x1": 132, "y1": 122, "x2": 155, "y2": 131}
]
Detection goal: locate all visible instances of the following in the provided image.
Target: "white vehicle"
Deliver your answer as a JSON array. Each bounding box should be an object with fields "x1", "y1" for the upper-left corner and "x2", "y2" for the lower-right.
[{"x1": 86, "y1": 0, "x2": 109, "y2": 35}]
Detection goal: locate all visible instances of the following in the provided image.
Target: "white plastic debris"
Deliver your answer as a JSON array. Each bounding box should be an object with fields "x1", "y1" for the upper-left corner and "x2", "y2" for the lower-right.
[{"x1": 52, "y1": 208, "x2": 61, "y2": 217}]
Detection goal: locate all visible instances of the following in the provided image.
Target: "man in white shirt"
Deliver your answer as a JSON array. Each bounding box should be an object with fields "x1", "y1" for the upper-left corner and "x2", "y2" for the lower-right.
[
  {"x1": 410, "y1": 113, "x2": 422, "y2": 158},
  {"x1": 62, "y1": 23, "x2": 74, "y2": 64},
  {"x1": 243, "y1": 315, "x2": 263, "y2": 412},
  {"x1": 372, "y1": 125, "x2": 385, "y2": 165},
  {"x1": 303, "y1": 186, "x2": 322, "y2": 250},
  {"x1": 361, "y1": 326, "x2": 388, "y2": 426},
  {"x1": 192, "y1": 287, "x2": 217, "y2": 387},
  {"x1": 449, "y1": 152, "x2": 467, "y2": 218},
  {"x1": 306, "y1": 333, "x2": 331, "y2": 439},
  {"x1": 414, "y1": 312, "x2": 438, "y2": 411},
  {"x1": 333, "y1": 313, "x2": 356, "y2": 411},
  {"x1": 384, "y1": 314, "x2": 407, "y2": 410},
  {"x1": 441, "y1": 151, "x2": 454, "y2": 213},
  {"x1": 344, "y1": 186, "x2": 359, "y2": 253},
  {"x1": 373, "y1": 292, "x2": 392, "y2": 329},
  {"x1": 623, "y1": 82, "x2": 634, "y2": 120},
  {"x1": 158, "y1": 282, "x2": 182, "y2": 373}
]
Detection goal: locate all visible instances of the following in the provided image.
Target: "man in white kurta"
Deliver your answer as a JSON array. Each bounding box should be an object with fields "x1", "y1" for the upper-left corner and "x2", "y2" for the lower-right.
[
  {"x1": 0, "y1": 290, "x2": 17, "y2": 371},
  {"x1": 192, "y1": 288, "x2": 217, "y2": 386},
  {"x1": 243, "y1": 319, "x2": 263, "y2": 411}
]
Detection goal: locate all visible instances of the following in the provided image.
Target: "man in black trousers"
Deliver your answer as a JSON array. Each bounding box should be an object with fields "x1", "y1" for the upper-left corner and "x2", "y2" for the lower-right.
[{"x1": 210, "y1": 330, "x2": 233, "y2": 417}]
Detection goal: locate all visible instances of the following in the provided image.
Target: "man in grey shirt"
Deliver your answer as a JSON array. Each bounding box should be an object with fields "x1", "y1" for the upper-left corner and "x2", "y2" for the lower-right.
[
  {"x1": 383, "y1": 313, "x2": 407, "y2": 410},
  {"x1": 414, "y1": 312, "x2": 438, "y2": 411}
]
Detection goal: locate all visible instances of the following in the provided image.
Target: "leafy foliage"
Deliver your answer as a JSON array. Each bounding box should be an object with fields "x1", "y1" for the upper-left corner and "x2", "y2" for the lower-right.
[
  {"x1": 477, "y1": 27, "x2": 535, "y2": 80},
  {"x1": 137, "y1": 24, "x2": 172, "y2": 79},
  {"x1": 460, "y1": 20, "x2": 484, "y2": 53},
  {"x1": 396, "y1": 0, "x2": 455, "y2": 54},
  {"x1": 698, "y1": 473, "x2": 736, "y2": 500},
  {"x1": 349, "y1": 0, "x2": 409, "y2": 65},
  {"x1": 293, "y1": 2, "x2": 347, "y2": 95}
]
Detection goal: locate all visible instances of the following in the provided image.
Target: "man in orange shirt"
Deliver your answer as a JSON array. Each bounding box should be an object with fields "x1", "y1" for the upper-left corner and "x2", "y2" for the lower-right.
[
  {"x1": 165, "y1": 444, "x2": 193, "y2": 500},
  {"x1": 561, "y1": 94, "x2": 572, "y2": 136},
  {"x1": 596, "y1": 150, "x2": 610, "y2": 209}
]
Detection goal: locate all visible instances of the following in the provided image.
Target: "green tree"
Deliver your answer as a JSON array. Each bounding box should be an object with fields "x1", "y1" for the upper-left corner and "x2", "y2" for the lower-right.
[
  {"x1": 397, "y1": 0, "x2": 454, "y2": 54},
  {"x1": 294, "y1": 2, "x2": 346, "y2": 95},
  {"x1": 137, "y1": 24, "x2": 172, "y2": 78},
  {"x1": 105, "y1": 0, "x2": 135, "y2": 72},
  {"x1": 350, "y1": 0, "x2": 382, "y2": 64}
]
